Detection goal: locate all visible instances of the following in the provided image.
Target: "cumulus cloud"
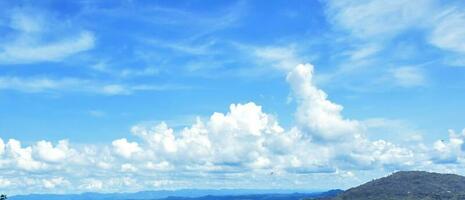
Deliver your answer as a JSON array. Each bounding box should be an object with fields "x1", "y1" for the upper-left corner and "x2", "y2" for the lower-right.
[
  {"x1": 287, "y1": 64, "x2": 363, "y2": 141},
  {"x1": 112, "y1": 139, "x2": 142, "y2": 159},
  {"x1": 80, "y1": 179, "x2": 104, "y2": 190},
  {"x1": 0, "y1": 178, "x2": 12, "y2": 188},
  {"x1": 0, "y1": 63, "x2": 463, "y2": 194},
  {"x1": 34, "y1": 140, "x2": 70, "y2": 163},
  {"x1": 42, "y1": 177, "x2": 70, "y2": 189},
  {"x1": 4, "y1": 139, "x2": 45, "y2": 171},
  {"x1": 431, "y1": 129, "x2": 465, "y2": 164},
  {"x1": 129, "y1": 103, "x2": 289, "y2": 170},
  {"x1": 0, "y1": 138, "x2": 4, "y2": 156},
  {"x1": 121, "y1": 163, "x2": 138, "y2": 172}
]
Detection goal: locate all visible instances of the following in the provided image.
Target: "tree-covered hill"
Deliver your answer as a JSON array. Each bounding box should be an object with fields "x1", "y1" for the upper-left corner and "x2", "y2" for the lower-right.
[{"x1": 318, "y1": 171, "x2": 465, "y2": 200}]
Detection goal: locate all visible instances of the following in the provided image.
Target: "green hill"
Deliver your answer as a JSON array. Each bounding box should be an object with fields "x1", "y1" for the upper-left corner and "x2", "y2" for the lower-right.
[{"x1": 321, "y1": 171, "x2": 465, "y2": 200}]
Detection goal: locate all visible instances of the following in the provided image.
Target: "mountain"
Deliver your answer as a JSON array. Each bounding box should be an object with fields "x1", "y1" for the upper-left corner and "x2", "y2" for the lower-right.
[
  {"x1": 159, "y1": 190, "x2": 342, "y2": 200},
  {"x1": 320, "y1": 171, "x2": 465, "y2": 200},
  {"x1": 10, "y1": 189, "x2": 338, "y2": 200}
]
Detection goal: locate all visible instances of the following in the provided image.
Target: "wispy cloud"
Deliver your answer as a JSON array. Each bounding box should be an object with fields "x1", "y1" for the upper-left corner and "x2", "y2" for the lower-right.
[
  {"x1": 344, "y1": 44, "x2": 381, "y2": 61},
  {"x1": 315, "y1": 0, "x2": 465, "y2": 90},
  {"x1": 0, "y1": 9, "x2": 95, "y2": 64},
  {"x1": 253, "y1": 45, "x2": 303, "y2": 71},
  {"x1": 0, "y1": 32, "x2": 95, "y2": 64},
  {"x1": 88, "y1": 110, "x2": 106, "y2": 117},
  {"x1": 90, "y1": 61, "x2": 160, "y2": 78},
  {"x1": 325, "y1": 0, "x2": 435, "y2": 40},
  {"x1": 429, "y1": 8, "x2": 465, "y2": 54},
  {"x1": 389, "y1": 66, "x2": 427, "y2": 88},
  {"x1": 0, "y1": 76, "x2": 189, "y2": 95},
  {"x1": 325, "y1": 0, "x2": 465, "y2": 57},
  {"x1": 82, "y1": 1, "x2": 246, "y2": 39},
  {"x1": 143, "y1": 38, "x2": 218, "y2": 56}
]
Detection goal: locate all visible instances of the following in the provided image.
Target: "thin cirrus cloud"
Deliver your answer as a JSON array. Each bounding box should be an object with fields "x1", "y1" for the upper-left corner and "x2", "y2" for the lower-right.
[
  {"x1": 325, "y1": 0, "x2": 465, "y2": 55},
  {"x1": 318, "y1": 0, "x2": 465, "y2": 90},
  {"x1": 429, "y1": 8, "x2": 465, "y2": 54},
  {"x1": 0, "y1": 76, "x2": 188, "y2": 95},
  {"x1": 389, "y1": 67, "x2": 427, "y2": 88},
  {"x1": 0, "y1": 10, "x2": 95, "y2": 64},
  {"x1": 325, "y1": 0, "x2": 435, "y2": 39},
  {"x1": 0, "y1": 63, "x2": 463, "y2": 194},
  {"x1": 0, "y1": 31, "x2": 95, "y2": 64}
]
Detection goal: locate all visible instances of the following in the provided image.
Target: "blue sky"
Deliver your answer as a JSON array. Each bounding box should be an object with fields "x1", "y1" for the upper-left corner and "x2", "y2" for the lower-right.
[{"x1": 1, "y1": 0, "x2": 465, "y2": 195}]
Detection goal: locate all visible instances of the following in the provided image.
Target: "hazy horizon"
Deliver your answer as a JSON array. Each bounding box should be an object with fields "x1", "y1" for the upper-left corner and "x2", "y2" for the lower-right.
[{"x1": 1, "y1": 0, "x2": 465, "y2": 196}]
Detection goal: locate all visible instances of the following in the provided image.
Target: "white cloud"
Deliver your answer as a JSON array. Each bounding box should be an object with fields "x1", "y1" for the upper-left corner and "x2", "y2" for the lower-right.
[
  {"x1": 34, "y1": 140, "x2": 70, "y2": 163},
  {"x1": 350, "y1": 138, "x2": 415, "y2": 169},
  {"x1": 429, "y1": 9, "x2": 465, "y2": 54},
  {"x1": 253, "y1": 46, "x2": 302, "y2": 70},
  {"x1": 346, "y1": 44, "x2": 381, "y2": 61},
  {"x1": 144, "y1": 38, "x2": 217, "y2": 55},
  {"x1": 132, "y1": 122, "x2": 179, "y2": 155},
  {"x1": 42, "y1": 177, "x2": 69, "y2": 189},
  {"x1": 4, "y1": 139, "x2": 45, "y2": 171},
  {"x1": 390, "y1": 67, "x2": 426, "y2": 87},
  {"x1": 88, "y1": 110, "x2": 106, "y2": 117},
  {"x1": 80, "y1": 179, "x2": 103, "y2": 190},
  {"x1": 119, "y1": 67, "x2": 160, "y2": 78},
  {"x1": 0, "y1": 63, "x2": 463, "y2": 194},
  {"x1": 0, "y1": 10, "x2": 95, "y2": 64},
  {"x1": 326, "y1": 0, "x2": 436, "y2": 39},
  {"x1": 145, "y1": 161, "x2": 173, "y2": 171},
  {"x1": 121, "y1": 163, "x2": 138, "y2": 172},
  {"x1": 0, "y1": 76, "x2": 185, "y2": 95},
  {"x1": 431, "y1": 129, "x2": 465, "y2": 164},
  {"x1": 101, "y1": 84, "x2": 131, "y2": 95},
  {"x1": 326, "y1": 0, "x2": 465, "y2": 57},
  {"x1": 126, "y1": 102, "x2": 333, "y2": 174},
  {"x1": 0, "y1": 138, "x2": 5, "y2": 155},
  {"x1": 0, "y1": 31, "x2": 95, "y2": 64},
  {"x1": 287, "y1": 64, "x2": 363, "y2": 141},
  {"x1": 93, "y1": 60, "x2": 161, "y2": 78},
  {"x1": 0, "y1": 77, "x2": 81, "y2": 93},
  {"x1": 0, "y1": 178, "x2": 11, "y2": 187},
  {"x1": 112, "y1": 138, "x2": 142, "y2": 159},
  {"x1": 9, "y1": 11, "x2": 44, "y2": 33}
]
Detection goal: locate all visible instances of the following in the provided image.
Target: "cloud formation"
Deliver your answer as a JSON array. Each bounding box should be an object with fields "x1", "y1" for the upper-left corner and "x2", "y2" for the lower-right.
[
  {"x1": 0, "y1": 10, "x2": 95, "y2": 64},
  {"x1": 0, "y1": 76, "x2": 188, "y2": 95},
  {"x1": 389, "y1": 67, "x2": 427, "y2": 88},
  {"x1": 287, "y1": 64, "x2": 363, "y2": 141},
  {"x1": 325, "y1": 0, "x2": 465, "y2": 55},
  {"x1": 1, "y1": 63, "x2": 462, "y2": 194}
]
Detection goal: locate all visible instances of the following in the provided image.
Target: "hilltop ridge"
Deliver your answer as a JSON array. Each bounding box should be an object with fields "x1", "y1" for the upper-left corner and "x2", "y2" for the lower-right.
[{"x1": 322, "y1": 171, "x2": 465, "y2": 200}]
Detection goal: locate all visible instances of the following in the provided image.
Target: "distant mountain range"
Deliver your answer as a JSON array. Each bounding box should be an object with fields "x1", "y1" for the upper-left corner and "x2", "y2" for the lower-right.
[
  {"x1": 318, "y1": 171, "x2": 465, "y2": 200},
  {"x1": 11, "y1": 171, "x2": 465, "y2": 200},
  {"x1": 10, "y1": 189, "x2": 340, "y2": 200},
  {"x1": 158, "y1": 190, "x2": 342, "y2": 200}
]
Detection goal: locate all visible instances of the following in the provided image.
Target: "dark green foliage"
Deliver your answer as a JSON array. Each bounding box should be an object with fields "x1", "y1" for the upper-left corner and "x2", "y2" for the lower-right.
[
  {"x1": 320, "y1": 171, "x2": 465, "y2": 200},
  {"x1": 0, "y1": 194, "x2": 7, "y2": 200}
]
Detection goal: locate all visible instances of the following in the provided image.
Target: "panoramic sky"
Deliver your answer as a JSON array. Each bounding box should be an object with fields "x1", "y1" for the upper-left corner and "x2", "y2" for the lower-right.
[{"x1": 1, "y1": 0, "x2": 465, "y2": 195}]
